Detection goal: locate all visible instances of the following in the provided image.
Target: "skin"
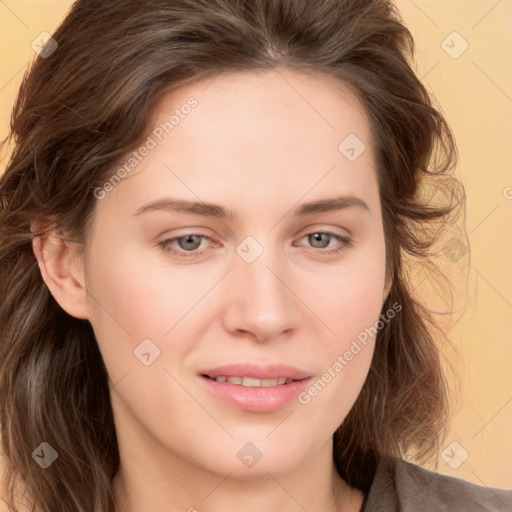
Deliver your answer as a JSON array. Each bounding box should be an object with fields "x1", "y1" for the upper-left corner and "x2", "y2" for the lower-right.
[{"x1": 34, "y1": 67, "x2": 392, "y2": 512}]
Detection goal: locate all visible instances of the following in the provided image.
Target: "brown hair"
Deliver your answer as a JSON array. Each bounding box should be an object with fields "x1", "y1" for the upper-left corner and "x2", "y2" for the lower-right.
[{"x1": 0, "y1": 0, "x2": 466, "y2": 510}]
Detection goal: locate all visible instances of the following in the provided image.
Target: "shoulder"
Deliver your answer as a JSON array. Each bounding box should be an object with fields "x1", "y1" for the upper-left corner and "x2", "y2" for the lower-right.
[
  {"x1": 363, "y1": 457, "x2": 512, "y2": 511},
  {"x1": 394, "y1": 459, "x2": 512, "y2": 511}
]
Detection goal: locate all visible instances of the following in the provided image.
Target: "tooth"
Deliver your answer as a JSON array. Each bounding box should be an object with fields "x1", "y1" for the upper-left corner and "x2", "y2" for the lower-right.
[
  {"x1": 218, "y1": 376, "x2": 292, "y2": 387},
  {"x1": 242, "y1": 377, "x2": 261, "y2": 387}
]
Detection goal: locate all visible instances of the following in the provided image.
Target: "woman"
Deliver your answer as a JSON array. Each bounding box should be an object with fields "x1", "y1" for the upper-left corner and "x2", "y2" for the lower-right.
[{"x1": 0, "y1": 0, "x2": 510, "y2": 511}]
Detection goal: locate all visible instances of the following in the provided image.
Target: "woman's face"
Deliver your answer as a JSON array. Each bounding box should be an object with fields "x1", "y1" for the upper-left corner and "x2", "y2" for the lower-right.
[{"x1": 76, "y1": 69, "x2": 391, "y2": 478}]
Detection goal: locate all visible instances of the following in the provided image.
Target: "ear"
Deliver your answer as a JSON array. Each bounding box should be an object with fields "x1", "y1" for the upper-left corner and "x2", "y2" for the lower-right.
[
  {"x1": 382, "y1": 273, "x2": 392, "y2": 306},
  {"x1": 31, "y1": 219, "x2": 90, "y2": 320},
  {"x1": 380, "y1": 213, "x2": 408, "y2": 306}
]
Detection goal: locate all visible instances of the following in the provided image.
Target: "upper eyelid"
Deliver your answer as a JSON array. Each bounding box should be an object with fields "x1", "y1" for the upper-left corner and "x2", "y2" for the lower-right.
[{"x1": 160, "y1": 224, "x2": 350, "y2": 240}]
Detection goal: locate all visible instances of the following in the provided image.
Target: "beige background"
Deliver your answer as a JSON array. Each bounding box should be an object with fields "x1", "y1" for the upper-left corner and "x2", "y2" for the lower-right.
[{"x1": 1, "y1": 0, "x2": 511, "y2": 492}]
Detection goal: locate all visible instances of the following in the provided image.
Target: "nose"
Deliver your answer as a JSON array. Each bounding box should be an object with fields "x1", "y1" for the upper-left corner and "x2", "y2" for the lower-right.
[{"x1": 222, "y1": 248, "x2": 301, "y2": 343}]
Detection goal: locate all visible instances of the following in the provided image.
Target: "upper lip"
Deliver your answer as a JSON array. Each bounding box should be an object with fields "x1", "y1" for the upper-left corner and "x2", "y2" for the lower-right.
[{"x1": 199, "y1": 363, "x2": 312, "y2": 381}]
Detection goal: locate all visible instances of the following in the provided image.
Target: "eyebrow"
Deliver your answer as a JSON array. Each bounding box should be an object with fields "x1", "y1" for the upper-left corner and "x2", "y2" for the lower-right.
[{"x1": 133, "y1": 194, "x2": 371, "y2": 219}]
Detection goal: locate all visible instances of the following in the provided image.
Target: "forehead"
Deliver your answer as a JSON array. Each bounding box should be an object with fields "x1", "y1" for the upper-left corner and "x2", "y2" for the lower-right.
[
  {"x1": 95, "y1": 68, "x2": 379, "y2": 223},
  {"x1": 155, "y1": 68, "x2": 370, "y2": 155}
]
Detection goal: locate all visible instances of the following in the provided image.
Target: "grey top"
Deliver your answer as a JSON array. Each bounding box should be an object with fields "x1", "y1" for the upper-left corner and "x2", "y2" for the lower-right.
[{"x1": 360, "y1": 458, "x2": 512, "y2": 511}]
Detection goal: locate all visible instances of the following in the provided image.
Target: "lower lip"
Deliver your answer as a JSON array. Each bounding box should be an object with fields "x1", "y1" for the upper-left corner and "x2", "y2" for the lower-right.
[{"x1": 199, "y1": 376, "x2": 312, "y2": 413}]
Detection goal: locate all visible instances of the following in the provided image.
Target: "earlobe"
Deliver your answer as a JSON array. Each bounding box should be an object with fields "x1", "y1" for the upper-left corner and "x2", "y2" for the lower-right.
[{"x1": 31, "y1": 221, "x2": 90, "y2": 320}]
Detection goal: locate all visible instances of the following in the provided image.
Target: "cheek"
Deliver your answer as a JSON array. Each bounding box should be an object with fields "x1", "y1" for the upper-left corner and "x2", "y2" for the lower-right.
[
  {"x1": 297, "y1": 296, "x2": 379, "y2": 434},
  {"x1": 84, "y1": 242, "x2": 218, "y2": 388},
  {"x1": 316, "y1": 245, "x2": 388, "y2": 345},
  {"x1": 83, "y1": 241, "x2": 172, "y2": 383},
  {"x1": 86, "y1": 246, "x2": 175, "y2": 335},
  {"x1": 299, "y1": 244, "x2": 386, "y2": 415}
]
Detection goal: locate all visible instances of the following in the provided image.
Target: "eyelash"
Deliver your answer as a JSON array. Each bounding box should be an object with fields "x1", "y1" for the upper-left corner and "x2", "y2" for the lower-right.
[{"x1": 157, "y1": 231, "x2": 353, "y2": 258}]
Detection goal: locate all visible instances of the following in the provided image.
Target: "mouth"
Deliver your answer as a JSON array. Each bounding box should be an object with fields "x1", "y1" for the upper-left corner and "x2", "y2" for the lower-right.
[
  {"x1": 201, "y1": 375, "x2": 299, "y2": 387},
  {"x1": 198, "y1": 363, "x2": 312, "y2": 412}
]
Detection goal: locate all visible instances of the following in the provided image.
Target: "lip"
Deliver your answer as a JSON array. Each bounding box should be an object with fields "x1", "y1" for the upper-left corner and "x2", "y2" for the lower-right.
[
  {"x1": 198, "y1": 363, "x2": 312, "y2": 413},
  {"x1": 199, "y1": 363, "x2": 312, "y2": 380}
]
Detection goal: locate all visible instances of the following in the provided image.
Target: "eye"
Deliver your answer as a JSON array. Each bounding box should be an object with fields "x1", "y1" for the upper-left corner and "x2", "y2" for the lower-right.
[
  {"x1": 157, "y1": 230, "x2": 353, "y2": 259},
  {"x1": 296, "y1": 231, "x2": 353, "y2": 255},
  {"x1": 157, "y1": 234, "x2": 212, "y2": 257}
]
